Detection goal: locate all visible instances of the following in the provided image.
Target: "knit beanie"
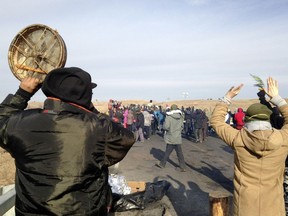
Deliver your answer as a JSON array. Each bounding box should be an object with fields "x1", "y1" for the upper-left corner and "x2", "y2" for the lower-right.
[
  {"x1": 244, "y1": 103, "x2": 272, "y2": 122},
  {"x1": 41, "y1": 67, "x2": 97, "y2": 109},
  {"x1": 171, "y1": 104, "x2": 178, "y2": 110}
]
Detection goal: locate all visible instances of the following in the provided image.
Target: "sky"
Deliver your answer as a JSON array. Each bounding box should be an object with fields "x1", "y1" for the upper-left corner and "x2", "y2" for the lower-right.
[{"x1": 0, "y1": 0, "x2": 288, "y2": 102}]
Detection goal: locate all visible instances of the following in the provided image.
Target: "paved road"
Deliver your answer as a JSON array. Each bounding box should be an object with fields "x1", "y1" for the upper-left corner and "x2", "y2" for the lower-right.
[{"x1": 109, "y1": 132, "x2": 234, "y2": 216}]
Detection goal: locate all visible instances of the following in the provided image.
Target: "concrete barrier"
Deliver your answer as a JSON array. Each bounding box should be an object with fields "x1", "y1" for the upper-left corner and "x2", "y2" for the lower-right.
[{"x1": 0, "y1": 184, "x2": 16, "y2": 216}]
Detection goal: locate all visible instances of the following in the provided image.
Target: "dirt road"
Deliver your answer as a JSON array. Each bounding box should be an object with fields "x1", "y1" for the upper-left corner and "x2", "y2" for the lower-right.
[{"x1": 109, "y1": 132, "x2": 234, "y2": 216}]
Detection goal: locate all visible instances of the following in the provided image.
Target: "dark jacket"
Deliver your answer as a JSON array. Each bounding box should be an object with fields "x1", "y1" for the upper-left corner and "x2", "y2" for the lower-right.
[
  {"x1": 0, "y1": 93, "x2": 135, "y2": 215},
  {"x1": 192, "y1": 109, "x2": 205, "y2": 129},
  {"x1": 184, "y1": 109, "x2": 192, "y2": 123},
  {"x1": 135, "y1": 112, "x2": 144, "y2": 129}
]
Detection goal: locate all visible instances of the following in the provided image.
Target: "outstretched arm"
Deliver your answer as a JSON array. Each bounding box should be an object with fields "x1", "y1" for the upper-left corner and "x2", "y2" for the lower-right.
[
  {"x1": 210, "y1": 83, "x2": 244, "y2": 146},
  {"x1": 0, "y1": 77, "x2": 41, "y2": 151}
]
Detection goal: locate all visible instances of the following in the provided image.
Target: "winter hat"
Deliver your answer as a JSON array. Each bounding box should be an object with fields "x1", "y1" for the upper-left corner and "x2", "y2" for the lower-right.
[
  {"x1": 171, "y1": 104, "x2": 178, "y2": 110},
  {"x1": 41, "y1": 67, "x2": 97, "y2": 109},
  {"x1": 244, "y1": 103, "x2": 272, "y2": 122},
  {"x1": 134, "y1": 107, "x2": 141, "y2": 112}
]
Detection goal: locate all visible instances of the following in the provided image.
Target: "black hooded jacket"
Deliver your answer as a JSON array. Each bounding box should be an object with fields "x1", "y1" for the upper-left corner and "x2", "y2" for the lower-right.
[{"x1": 0, "y1": 92, "x2": 135, "y2": 215}]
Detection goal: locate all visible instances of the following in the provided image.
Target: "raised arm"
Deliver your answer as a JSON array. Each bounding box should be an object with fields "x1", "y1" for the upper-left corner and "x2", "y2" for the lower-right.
[
  {"x1": 210, "y1": 83, "x2": 244, "y2": 146},
  {"x1": 0, "y1": 77, "x2": 41, "y2": 151}
]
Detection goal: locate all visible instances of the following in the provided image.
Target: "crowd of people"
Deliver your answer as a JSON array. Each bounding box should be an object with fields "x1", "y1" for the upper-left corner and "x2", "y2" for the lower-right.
[
  {"x1": 0, "y1": 67, "x2": 287, "y2": 216},
  {"x1": 107, "y1": 100, "x2": 213, "y2": 144},
  {"x1": 106, "y1": 99, "x2": 255, "y2": 145}
]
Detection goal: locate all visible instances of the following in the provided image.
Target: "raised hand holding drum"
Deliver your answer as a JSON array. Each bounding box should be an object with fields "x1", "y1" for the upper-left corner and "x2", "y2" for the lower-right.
[{"x1": 8, "y1": 24, "x2": 67, "y2": 82}]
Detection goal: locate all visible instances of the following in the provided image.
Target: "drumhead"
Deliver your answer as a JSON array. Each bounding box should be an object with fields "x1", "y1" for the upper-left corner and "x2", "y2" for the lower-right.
[{"x1": 8, "y1": 24, "x2": 67, "y2": 82}]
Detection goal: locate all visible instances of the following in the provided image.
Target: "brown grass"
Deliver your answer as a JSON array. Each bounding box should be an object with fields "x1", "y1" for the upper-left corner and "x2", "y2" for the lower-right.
[
  {"x1": 28, "y1": 98, "x2": 265, "y2": 114},
  {"x1": 93, "y1": 99, "x2": 261, "y2": 115}
]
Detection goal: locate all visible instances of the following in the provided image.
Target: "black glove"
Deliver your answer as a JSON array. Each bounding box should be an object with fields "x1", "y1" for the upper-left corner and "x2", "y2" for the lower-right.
[{"x1": 257, "y1": 90, "x2": 266, "y2": 99}]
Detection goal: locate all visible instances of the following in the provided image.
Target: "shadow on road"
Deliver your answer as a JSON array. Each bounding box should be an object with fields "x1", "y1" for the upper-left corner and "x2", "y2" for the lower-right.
[
  {"x1": 159, "y1": 175, "x2": 210, "y2": 216},
  {"x1": 150, "y1": 147, "x2": 182, "y2": 168},
  {"x1": 186, "y1": 161, "x2": 233, "y2": 193},
  {"x1": 150, "y1": 147, "x2": 164, "y2": 161},
  {"x1": 221, "y1": 145, "x2": 234, "y2": 154}
]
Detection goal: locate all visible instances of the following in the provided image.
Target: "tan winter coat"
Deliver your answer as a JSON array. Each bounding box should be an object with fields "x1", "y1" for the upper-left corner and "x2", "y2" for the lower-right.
[{"x1": 210, "y1": 102, "x2": 288, "y2": 216}]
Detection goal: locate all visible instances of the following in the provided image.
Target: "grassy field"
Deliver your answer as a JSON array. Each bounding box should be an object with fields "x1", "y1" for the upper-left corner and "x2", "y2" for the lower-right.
[{"x1": 92, "y1": 98, "x2": 260, "y2": 115}]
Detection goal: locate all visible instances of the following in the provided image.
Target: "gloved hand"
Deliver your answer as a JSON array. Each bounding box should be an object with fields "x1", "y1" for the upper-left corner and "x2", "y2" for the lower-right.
[{"x1": 257, "y1": 89, "x2": 266, "y2": 99}]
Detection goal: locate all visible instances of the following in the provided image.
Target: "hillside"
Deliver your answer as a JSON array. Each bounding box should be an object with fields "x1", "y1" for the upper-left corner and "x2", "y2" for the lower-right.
[
  {"x1": 27, "y1": 98, "x2": 261, "y2": 115},
  {"x1": 92, "y1": 98, "x2": 261, "y2": 115}
]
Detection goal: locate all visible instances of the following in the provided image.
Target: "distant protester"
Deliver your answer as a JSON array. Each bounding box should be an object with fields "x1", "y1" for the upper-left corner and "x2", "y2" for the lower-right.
[
  {"x1": 134, "y1": 107, "x2": 145, "y2": 142},
  {"x1": 192, "y1": 109, "x2": 207, "y2": 143},
  {"x1": 233, "y1": 107, "x2": 245, "y2": 130},
  {"x1": 155, "y1": 104, "x2": 187, "y2": 172},
  {"x1": 143, "y1": 108, "x2": 152, "y2": 139}
]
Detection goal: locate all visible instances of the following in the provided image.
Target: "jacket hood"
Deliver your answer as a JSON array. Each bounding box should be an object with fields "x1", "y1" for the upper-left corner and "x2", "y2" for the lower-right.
[
  {"x1": 240, "y1": 128, "x2": 283, "y2": 157},
  {"x1": 166, "y1": 110, "x2": 182, "y2": 119}
]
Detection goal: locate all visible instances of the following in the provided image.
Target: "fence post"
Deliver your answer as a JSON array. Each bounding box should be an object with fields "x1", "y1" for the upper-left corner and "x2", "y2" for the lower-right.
[{"x1": 209, "y1": 192, "x2": 230, "y2": 216}]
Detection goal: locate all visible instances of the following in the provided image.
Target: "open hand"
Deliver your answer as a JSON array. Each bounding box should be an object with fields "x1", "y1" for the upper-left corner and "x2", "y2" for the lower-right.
[
  {"x1": 264, "y1": 77, "x2": 278, "y2": 99},
  {"x1": 225, "y1": 84, "x2": 244, "y2": 99}
]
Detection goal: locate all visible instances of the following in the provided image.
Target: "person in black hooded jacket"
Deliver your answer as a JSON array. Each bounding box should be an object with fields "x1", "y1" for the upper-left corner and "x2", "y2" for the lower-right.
[{"x1": 0, "y1": 67, "x2": 135, "y2": 216}]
